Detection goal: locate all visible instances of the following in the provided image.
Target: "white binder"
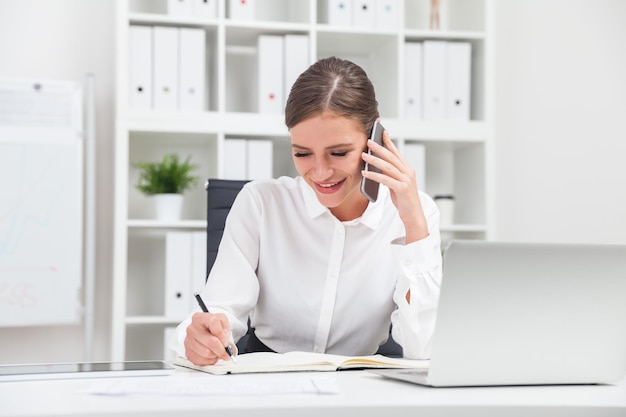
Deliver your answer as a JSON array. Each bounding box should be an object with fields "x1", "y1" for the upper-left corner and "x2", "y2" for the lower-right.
[
  {"x1": 352, "y1": 0, "x2": 376, "y2": 27},
  {"x1": 178, "y1": 28, "x2": 206, "y2": 111},
  {"x1": 445, "y1": 42, "x2": 472, "y2": 120},
  {"x1": 404, "y1": 143, "x2": 426, "y2": 193},
  {"x1": 422, "y1": 40, "x2": 447, "y2": 120},
  {"x1": 164, "y1": 232, "x2": 192, "y2": 319},
  {"x1": 190, "y1": 231, "x2": 207, "y2": 311},
  {"x1": 247, "y1": 140, "x2": 273, "y2": 180},
  {"x1": 167, "y1": 0, "x2": 192, "y2": 16},
  {"x1": 326, "y1": 0, "x2": 352, "y2": 26},
  {"x1": 192, "y1": 0, "x2": 217, "y2": 18},
  {"x1": 375, "y1": 0, "x2": 398, "y2": 29},
  {"x1": 153, "y1": 26, "x2": 179, "y2": 110},
  {"x1": 229, "y1": 0, "x2": 256, "y2": 20},
  {"x1": 404, "y1": 42, "x2": 422, "y2": 120},
  {"x1": 224, "y1": 138, "x2": 248, "y2": 180},
  {"x1": 128, "y1": 26, "x2": 153, "y2": 110},
  {"x1": 284, "y1": 34, "x2": 309, "y2": 108},
  {"x1": 258, "y1": 35, "x2": 284, "y2": 114}
]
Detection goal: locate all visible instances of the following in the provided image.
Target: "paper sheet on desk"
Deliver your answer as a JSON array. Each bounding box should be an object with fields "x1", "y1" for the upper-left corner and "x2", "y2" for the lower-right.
[{"x1": 87, "y1": 374, "x2": 339, "y2": 396}]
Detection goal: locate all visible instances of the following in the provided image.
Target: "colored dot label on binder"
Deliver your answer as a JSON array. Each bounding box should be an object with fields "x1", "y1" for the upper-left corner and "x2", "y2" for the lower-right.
[{"x1": 269, "y1": 93, "x2": 275, "y2": 100}]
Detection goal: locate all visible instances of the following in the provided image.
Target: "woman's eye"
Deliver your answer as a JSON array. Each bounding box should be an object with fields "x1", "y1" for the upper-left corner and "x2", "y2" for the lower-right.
[
  {"x1": 294, "y1": 152, "x2": 310, "y2": 158},
  {"x1": 331, "y1": 151, "x2": 347, "y2": 157}
]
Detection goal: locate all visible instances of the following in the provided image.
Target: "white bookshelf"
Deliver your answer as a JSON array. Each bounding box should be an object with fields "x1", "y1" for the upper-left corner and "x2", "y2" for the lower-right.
[{"x1": 112, "y1": 0, "x2": 495, "y2": 361}]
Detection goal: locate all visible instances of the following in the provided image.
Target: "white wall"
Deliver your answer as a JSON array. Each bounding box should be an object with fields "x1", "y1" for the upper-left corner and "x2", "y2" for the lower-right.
[
  {"x1": 0, "y1": 0, "x2": 114, "y2": 362},
  {"x1": 494, "y1": 0, "x2": 626, "y2": 244},
  {"x1": 0, "y1": 0, "x2": 624, "y2": 364}
]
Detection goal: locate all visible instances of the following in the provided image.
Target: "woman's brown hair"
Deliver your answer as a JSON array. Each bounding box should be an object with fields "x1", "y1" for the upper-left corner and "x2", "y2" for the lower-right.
[{"x1": 285, "y1": 56, "x2": 379, "y2": 136}]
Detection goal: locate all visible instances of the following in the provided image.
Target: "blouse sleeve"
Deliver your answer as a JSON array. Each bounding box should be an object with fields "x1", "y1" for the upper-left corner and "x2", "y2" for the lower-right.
[
  {"x1": 389, "y1": 191, "x2": 443, "y2": 359},
  {"x1": 172, "y1": 184, "x2": 262, "y2": 358}
]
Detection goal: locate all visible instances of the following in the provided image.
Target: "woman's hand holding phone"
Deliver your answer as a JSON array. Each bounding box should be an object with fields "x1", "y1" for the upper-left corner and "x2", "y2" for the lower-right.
[{"x1": 360, "y1": 121, "x2": 430, "y2": 244}]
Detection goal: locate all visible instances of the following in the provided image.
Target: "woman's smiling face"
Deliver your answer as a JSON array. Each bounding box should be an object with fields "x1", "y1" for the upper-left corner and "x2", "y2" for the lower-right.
[{"x1": 290, "y1": 112, "x2": 370, "y2": 220}]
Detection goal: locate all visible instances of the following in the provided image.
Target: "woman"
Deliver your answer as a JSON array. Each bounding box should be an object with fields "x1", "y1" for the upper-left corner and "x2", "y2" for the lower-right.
[{"x1": 173, "y1": 56, "x2": 442, "y2": 365}]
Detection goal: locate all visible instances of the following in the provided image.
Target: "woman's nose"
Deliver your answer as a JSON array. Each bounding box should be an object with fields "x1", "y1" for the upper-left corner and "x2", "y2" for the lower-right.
[{"x1": 313, "y1": 158, "x2": 332, "y2": 178}]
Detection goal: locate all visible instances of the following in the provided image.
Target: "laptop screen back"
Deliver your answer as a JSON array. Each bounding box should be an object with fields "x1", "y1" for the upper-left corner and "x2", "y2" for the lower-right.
[{"x1": 428, "y1": 241, "x2": 626, "y2": 387}]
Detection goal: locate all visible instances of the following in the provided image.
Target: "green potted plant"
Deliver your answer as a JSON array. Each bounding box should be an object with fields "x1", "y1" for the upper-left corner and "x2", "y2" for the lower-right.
[{"x1": 134, "y1": 153, "x2": 199, "y2": 220}]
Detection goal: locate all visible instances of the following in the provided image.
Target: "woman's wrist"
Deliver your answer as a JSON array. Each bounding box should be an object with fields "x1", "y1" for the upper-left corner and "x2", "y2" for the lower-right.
[{"x1": 404, "y1": 220, "x2": 429, "y2": 244}]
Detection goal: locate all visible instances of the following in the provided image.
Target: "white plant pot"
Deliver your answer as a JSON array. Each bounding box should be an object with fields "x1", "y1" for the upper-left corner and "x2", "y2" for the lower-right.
[{"x1": 152, "y1": 193, "x2": 183, "y2": 221}]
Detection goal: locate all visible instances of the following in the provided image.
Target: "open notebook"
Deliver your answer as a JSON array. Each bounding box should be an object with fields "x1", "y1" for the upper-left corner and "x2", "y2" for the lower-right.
[{"x1": 173, "y1": 352, "x2": 429, "y2": 375}]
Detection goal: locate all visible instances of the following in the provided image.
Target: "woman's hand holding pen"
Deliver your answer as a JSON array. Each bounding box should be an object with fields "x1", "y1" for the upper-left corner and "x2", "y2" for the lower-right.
[
  {"x1": 361, "y1": 128, "x2": 429, "y2": 244},
  {"x1": 184, "y1": 311, "x2": 237, "y2": 366}
]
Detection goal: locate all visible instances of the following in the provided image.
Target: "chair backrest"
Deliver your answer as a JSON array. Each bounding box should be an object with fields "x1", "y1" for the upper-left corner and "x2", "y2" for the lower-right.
[
  {"x1": 205, "y1": 178, "x2": 250, "y2": 279},
  {"x1": 204, "y1": 178, "x2": 402, "y2": 357}
]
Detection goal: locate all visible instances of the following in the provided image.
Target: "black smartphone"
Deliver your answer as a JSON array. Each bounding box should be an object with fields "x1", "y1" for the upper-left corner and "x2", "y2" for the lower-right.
[{"x1": 360, "y1": 120, "x2": 385, "y2": 202}]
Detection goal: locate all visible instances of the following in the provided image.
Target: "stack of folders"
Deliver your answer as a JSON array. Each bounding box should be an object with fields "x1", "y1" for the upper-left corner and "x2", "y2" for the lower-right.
[
  {"x1": 223, "y1": 138, "x2": 273, "y2": 180},
  {"x1": 324, "y1": 0, "x2": 399, "y2": 29},
  {"x1": 404, "y1": 41, "x2": 472, "y2": 121},
  {"x1": 258, "y1": 34, "x2": 310, "y2": 114},
  {"x1": 224, "y1": 0, "x2": 399, "y2": 27},
  {"x1": 162, "y1": 229, "x2": 208, "y2": 361},
  {"x1": 129, "y1": 25, "x2": 206, "y2": 111},
  {"x1": 164, "y1": 231, "x2": 207, "y2": 321},
  {"x1": 166, "y1": 0, "x2": 218, "y2": 19}
]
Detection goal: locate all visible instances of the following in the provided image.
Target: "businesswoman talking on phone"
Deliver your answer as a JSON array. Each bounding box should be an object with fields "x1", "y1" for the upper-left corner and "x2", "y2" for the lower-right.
[{"x1": 173, "y1": 56, "x2": 442, "y2": 365}]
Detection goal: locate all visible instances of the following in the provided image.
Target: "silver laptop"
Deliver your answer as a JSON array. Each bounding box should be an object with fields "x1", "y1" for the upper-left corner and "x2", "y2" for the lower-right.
[{"x1": 372, "y1": 240, "x2": 626, "y2": 387}]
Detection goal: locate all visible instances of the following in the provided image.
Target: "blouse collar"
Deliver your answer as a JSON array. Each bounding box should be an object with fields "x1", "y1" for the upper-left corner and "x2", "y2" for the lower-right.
[{"x1": 297, "y1": 176, "x2": 387, "y2": 230}]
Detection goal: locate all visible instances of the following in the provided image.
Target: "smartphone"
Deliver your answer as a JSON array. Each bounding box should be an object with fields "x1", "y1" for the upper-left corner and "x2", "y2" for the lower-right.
[{"x1": 360, "y1": 120, "x2": 385, "y2": 202}]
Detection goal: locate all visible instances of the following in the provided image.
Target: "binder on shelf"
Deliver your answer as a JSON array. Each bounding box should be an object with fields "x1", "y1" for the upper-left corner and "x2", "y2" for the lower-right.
[
  {"x1": 153, "y1": 26, "x2": 179, "y2": 110},
  {"x1": 224, "y1": 139, "x2": 273, "y2": 180},
  {"x1": 326, "y1": 0, "x2": 352, "y2": 26},
  {"x1": 445, "y1": 42, "x2": 472, "y2": 121},
  {"x1": 164, "y1": 231, "x2": 192, "y2": 319},
  {"x1": 192, "y1": 0, "x2": 217, "y2": 19},
  {"x1": 375, "y1": 0, "x2": 398, "y2": 29},
  {"x1": 352, "y1": 0, "x2": 376, "y2": 27},
  {"x1": 257, "y1": 35, "x2": 284, "y2": 115},
  {"x1": 404, "y1": 42, "x2": 422, "y2": 120},
  {"x1": 129, "y1": 26, "x2": 153, "y2": 110},
  {"x1": 422, "y1": 40, "x2": 446, "y2": 120},
  {"x1": 224, "y1": 138, "x2": 248, "y2": 180},
  {"x1": 167, "y1": 0, "x2": 193, "y2": 17},
  {"x1": 178, "y1": 28, "x2": 206, "y2": 111},
  {"x1": 247, "y1": 140, "x2": 273, "y2": 180},
  {"x1": 190, "y1": 231, "x2": 207, "y2": 311},
  {"x1": 228, "y1": 0, "x2": 256, "y2": 20},
  {"x1": 404, "y1": 143, "x2": 426, "y2": 193},
  {"x1": 284, "y1": 34, "x2": 309, "y2": 109}
]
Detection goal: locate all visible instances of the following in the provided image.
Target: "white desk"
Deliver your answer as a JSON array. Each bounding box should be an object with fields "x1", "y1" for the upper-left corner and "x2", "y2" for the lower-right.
[{"x1": 1, "y1": 367, "x2": 625, "y2": 417}]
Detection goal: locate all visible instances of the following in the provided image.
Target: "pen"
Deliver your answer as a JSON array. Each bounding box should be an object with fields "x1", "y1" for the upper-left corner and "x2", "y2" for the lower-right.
[{"x1": 194, "y1": 293, "x2": 237, "y2": 364}]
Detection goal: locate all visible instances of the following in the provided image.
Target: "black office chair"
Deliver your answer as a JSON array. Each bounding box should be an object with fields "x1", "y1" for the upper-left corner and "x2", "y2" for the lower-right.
[
  {"x1": 205, "y1": 178, "x2": 402, "y2": 357},
  {"x1": 205, "y1": 179, "x2": 252, "y2": 352},
  {"x1": 206, "y1": 179, "x2": 251, "y2": 277}
]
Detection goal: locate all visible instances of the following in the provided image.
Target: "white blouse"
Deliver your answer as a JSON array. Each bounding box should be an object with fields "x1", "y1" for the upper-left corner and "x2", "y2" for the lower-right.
[{"x1": 173, "y1": 176, "x2": 442, "y2": 359}]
